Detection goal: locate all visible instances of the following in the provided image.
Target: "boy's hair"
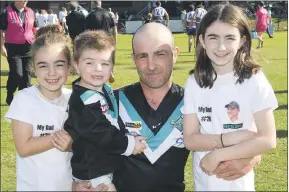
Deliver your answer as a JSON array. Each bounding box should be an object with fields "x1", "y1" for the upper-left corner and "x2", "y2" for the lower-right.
[
  {"x1": 35, "y1": 24, "x2": 63, "y2": 38},
  {"x1": 74, "y1": 30, "x2": 116, "y2": 64},
  {"x1": 191, "y1": 4, "x2": 260, "y2": 88},
  {"x1": 30, "y1": 32, "x2": 72, "y2": 67}
]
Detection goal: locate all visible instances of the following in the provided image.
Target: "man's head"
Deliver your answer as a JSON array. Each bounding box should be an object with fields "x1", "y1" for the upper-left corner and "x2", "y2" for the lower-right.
[
  {"x1": 93, "y1": 0, "x2": 102, "y2": 8},
  {"x1": 258, "y1": 1, "x2": 264, "y2": 8},
  {"x1": 69, "y1": 2, "x2": 77, "y2": 11},
  {"x1": 188, "y1": 4, "x2": 195, "y2": 12},
  {"x1": 131, "y1": 23, "x2": 179, "y2": 89},
  {"x1": 108, "y1": 7, "x2": 112, "y2": 12},
  {"x1": 156, "y1": 1, "x2": 161, "y2": 7},
  {"x1": 14, "y1": 1, "x2": 28, "y2": 9},
  {"x1": 225, "y1": 101, "x2": 240, "y2": 121}
]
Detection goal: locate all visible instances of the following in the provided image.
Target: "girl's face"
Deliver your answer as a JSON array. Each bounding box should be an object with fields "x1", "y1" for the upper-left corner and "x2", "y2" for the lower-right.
[
  {"x1": 33, "y1": 44, "x2": 69, "y2": 98},
  {"x1": 73, "y1": 48, "x2": 114, "y2": 92},
  {"x1": 199, "y1": 21, "x2": 245, "y2": 74}
]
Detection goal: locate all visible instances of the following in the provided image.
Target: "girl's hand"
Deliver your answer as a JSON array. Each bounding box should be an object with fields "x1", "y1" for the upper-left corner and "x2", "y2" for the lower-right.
[
  {"x1": 51, "y1": 130, "x2": 72, "y2": 152},
  {"x1": 200, "y1": 150, "x2": 221, "y2": 175}
]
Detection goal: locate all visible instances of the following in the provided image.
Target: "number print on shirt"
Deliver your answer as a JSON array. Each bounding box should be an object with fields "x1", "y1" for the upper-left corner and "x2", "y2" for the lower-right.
[{"x1": 198, "y1": 106, "x2": 212, "y2": 122}]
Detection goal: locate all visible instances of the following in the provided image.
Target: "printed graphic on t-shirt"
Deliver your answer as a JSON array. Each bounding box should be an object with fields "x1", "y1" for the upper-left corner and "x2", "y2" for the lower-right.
[
  {"x1": 223, "y1": 101, "x2": 243, "y2": 129},
  {"x1": 198, "y1": 106, "x2": 212, "y2": 122},
  {"x1": 37, "y1": 124, "x2": 55, "y2": 136},
  {"x1": 170, "y1": 115, "x2": 183, "y2": 132}
]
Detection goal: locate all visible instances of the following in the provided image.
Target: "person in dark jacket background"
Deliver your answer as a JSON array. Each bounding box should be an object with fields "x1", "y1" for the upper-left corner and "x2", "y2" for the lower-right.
[{"x1": 66, "y1": 2, "x2": 86, "y2": 42}]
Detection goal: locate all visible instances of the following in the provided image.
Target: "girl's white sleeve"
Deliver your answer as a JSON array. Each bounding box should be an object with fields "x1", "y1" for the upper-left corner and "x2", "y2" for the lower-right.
[
  {"x1": 181, "y1": 75, "x2": 196, "y2": 115},
  {"x1": 251, "y1": 71, "x2": 278, "y2": 113},
  {"x1": 5, "y1": 91, "x2": 33, "y2": 125}
]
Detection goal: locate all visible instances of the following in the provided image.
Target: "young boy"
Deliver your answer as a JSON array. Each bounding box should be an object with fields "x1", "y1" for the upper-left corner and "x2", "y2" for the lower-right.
[{"x1": 64, "y1": 30, "x2": 146, "y2": 190}]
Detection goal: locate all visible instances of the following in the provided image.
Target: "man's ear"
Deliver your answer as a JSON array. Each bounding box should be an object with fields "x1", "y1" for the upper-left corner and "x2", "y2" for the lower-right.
[
  {"x1": 173, "y1": 46, "x2": 180, "y2": 64},
  {"x1": 199, "y1": 34, "x2": 206, "y2": 49}
]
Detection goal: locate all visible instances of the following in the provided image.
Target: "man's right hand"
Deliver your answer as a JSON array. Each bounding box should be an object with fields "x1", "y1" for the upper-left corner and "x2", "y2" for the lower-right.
[
  {"x1": 72, "y1": 181, "x2": 108, "y2": 191},
  {"x1": 1, "y1": 44, "x2": 7, "y2": 57}
]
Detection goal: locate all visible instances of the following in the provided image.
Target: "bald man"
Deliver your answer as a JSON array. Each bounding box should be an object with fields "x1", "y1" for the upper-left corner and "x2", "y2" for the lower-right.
[{"x1": 73, "y1": 23, "x2": 261, "y2": 192}]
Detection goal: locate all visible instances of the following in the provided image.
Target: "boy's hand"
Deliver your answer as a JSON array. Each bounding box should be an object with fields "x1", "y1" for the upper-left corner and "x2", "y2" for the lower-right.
[
  {"x1": 200, "y1": 150, "x2": 221, "y2": 176},
  {"x1": 132, "y1": 136, "x2": 146, "y2": 155},
  {"x1": 51, "y1": 130, "x2": 72, "y2": 152}
]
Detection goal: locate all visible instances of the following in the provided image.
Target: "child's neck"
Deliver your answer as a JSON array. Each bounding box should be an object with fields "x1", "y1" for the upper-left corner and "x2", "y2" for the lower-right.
[
  {"x1": 213, "y1": 64, "x2": 234, "y2": 75},
  {"x1": 37, "y1": 85, "x2": 62, "y2": 100},
  {"x1": 78, "y1": 80, "x2": 103, "y2": 93}
]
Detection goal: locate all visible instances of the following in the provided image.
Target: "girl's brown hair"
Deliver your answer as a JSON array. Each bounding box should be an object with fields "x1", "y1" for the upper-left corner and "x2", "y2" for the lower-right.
[{"x1": 191, "y1": 4, "x2": 260, "y2": 88}]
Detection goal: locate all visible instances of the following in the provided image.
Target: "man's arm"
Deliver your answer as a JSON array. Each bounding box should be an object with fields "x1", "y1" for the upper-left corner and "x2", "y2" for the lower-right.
[{"x1": 164, "y1": 11, "x2": 169, "y2": 26}]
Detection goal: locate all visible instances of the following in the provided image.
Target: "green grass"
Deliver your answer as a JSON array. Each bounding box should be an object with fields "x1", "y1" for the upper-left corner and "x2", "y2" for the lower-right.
[{"x1": 1, "y1": 32, "x2": 287, "y2": 191}]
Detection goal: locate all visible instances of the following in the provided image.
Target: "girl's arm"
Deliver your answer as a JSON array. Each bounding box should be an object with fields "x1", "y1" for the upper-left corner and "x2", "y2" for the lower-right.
[
  {"x1": 212, "y1": 108, "x2": 276, "y2": 162},
  {"x1": 12, "y1": 120, "x2": 54, "y2": 157},
  {"x1": 183, "y1": 113, "x2": 257, "y2": 151}
]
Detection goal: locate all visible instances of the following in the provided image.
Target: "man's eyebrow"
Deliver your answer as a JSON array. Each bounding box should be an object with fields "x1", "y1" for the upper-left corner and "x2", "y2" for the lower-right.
[
  {"x1": 207, "y1": 34, "x2": 219, "y2": 37},
  {"x1": 36, "y1": 61, "x2": 47, "y2": 65},
  {"x1": 54, "y1": 60, "x2": 66, "y2": 63}
]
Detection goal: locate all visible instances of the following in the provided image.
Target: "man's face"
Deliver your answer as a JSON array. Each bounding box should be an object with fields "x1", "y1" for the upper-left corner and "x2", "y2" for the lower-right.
[
  {"x1": 15, "y1": 1, "x2": 28, "y2": 8},
  {"x1": 132, "y1": 31, "x2": 179, "y2": 89},
  {"x1": 227, "y1": 106, "x2": 240, "y2": 120}
]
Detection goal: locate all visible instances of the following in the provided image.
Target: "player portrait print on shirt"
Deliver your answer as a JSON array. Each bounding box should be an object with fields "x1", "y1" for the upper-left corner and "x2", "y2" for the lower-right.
[{"x1": 223, "y1": 101, "x2": 243, "y2": 129}]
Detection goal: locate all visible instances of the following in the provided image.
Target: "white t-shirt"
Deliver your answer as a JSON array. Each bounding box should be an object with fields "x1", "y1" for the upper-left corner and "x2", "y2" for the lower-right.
[
  {"x1": 59, "y1": 11, "x2": 67, "y2": 22},
  {"x1": 47, "y1": 14, "x2": 58, "y2": 25},
  {"x1": 5, "y1": 86, "x2": 73, "y2": 191},
  {"x1": 37, "y1": 14, "x2": 48, "y2": 28},
  {"x1": 181, "y1": 71, "x2": 278, "y2": 191},
  {"x1": 194, "y1": 7, "x2": 207, "y2": 23}
]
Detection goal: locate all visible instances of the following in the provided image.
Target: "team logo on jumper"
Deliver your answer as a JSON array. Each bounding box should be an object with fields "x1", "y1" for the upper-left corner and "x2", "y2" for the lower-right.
[
  {"x1": 125, "y1": 121, "x2": 142, "y2": 129},
  {"x1": 100, "y1": 104, "x2": 109, "y2": 113},
  {"x1": 11, "y1": 19, "x2": 16, "y2": 23},
  {"x1": 173, "y1": 137, "x2": 185, "y2": 148},
  {"x1": 223, "y1": 101, "x2": 243, "y2": 129},
  {"x1": 170, "y1": 115, "x2": 183, "y2": 132}
]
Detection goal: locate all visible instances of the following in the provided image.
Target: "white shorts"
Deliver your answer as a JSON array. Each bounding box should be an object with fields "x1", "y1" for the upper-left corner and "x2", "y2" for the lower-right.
[{"x1": 73, "y1": 173, "x2": 113, "y2": 188}]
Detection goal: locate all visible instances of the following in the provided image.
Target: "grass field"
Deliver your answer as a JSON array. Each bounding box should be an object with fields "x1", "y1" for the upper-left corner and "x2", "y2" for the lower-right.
[{"x1": 1, "y1": 32, "x2": 288, "y2": 191}]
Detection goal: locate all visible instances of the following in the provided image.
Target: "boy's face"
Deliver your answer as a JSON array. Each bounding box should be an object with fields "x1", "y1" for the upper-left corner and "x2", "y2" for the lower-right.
[
  {"x1": 227, "y1": 106, "x2": 240, "y2": 121},
  {"x1": 74, "y1": 48, "x2": 114, "y2": 91}
]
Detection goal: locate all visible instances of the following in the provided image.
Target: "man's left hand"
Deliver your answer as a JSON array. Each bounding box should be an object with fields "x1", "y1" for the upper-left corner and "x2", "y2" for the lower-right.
[{"x1": 213, "y1": 155, "x2": 261, "y2": 180}]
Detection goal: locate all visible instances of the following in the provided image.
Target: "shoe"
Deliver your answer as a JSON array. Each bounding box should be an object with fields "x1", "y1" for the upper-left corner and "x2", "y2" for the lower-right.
[
  {"x1": 6, "y1": 92, "x2": 14, "y2": 105},
  {"x1": 269, "y1": 36, "x2": 273, "y2": 38}
]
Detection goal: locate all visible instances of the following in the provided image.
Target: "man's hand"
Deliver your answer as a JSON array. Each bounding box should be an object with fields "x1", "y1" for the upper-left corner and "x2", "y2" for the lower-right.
[
  {"x1": 51, "y1": 130, "x2": 72, "y2": 152},
  {"x1": 1, "y1": 44, "x2": 7, "y2": 57},
  {"x1": 72, "y1": 181, "x2": 108, "y2": 191},
  {"x1": 213, "y1": 155, "x2": 261, "y2": 180}
]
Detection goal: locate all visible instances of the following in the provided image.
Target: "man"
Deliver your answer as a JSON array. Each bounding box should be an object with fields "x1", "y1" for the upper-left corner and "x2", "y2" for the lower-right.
[
  {"x1": 108, "y1": 7, "x2": 115, "y2": 20},
  {"x1": 73, "y1": 23, "x2": 261, "y2": 191},
  {"x1": 66, "y1": 2, "x2": 86, "y2": 41},
  {"x1": 184, "y1": 4, "x2": 196, "y2": 52},
  {"x1": 225, "y1": 101, "x2": 241, "y2": 123},
  {"x1": 151, "y1": 1, "x2": 169, "y2": 27},
  {"x1": 0, "y1": 0, "x2": 38, "y2": 105},
  {"x1": 194, "y1": 3, "x2": 207, "y2": 31},
  {"x1": 85, "y1": 0, "x2": 117, "y2": 41},
  {"x1": 255, "y1": 1, "x2": 268, "y2": 48}
]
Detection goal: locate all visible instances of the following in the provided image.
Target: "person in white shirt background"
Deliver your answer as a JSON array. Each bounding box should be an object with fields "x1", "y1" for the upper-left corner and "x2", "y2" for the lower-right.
[
  {"x1": 37, "y1": 9, "x2": 49, "y2": 28},
  {"x1": 59, "y1": 7, "x2": 68, "y2": 33},
  {"x1": 5, "y1": 32, "x2": 73, "y2": 190},
  {"x1": 47, "y1": 9, "x2": 58, "y2": 25},
  {"x1": 182, "y1": 4, "x2": 277, "y2": 191}
]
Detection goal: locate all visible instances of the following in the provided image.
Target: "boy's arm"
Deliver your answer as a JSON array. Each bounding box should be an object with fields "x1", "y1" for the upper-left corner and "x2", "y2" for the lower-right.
[
  {"x1": 12, "y1": 120, "x2": 54, "y2": 157},
  {"x1": 183, "y1": 113, "x2": 256, "y2": 151},
  {"x1": 212, "y1": 108, "x2": 276, "y2": 162},
  {"x1": 64, "y1": 102, "x2": 135, "y2": 156}
]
